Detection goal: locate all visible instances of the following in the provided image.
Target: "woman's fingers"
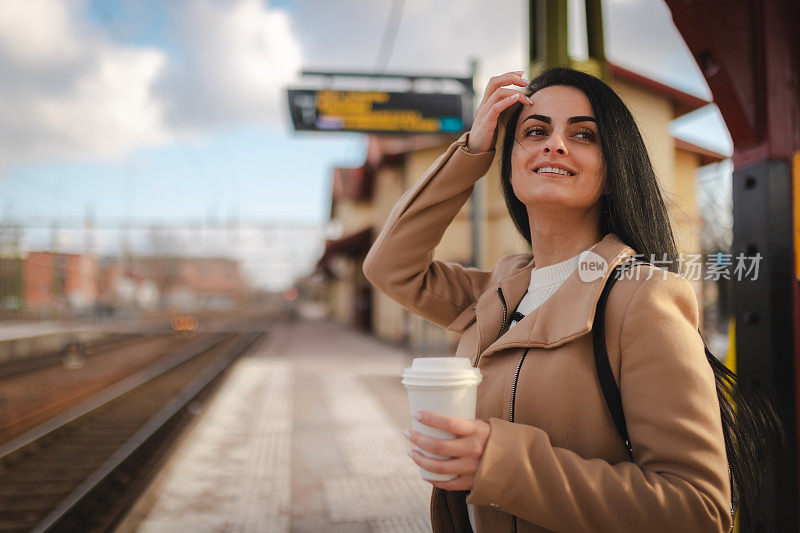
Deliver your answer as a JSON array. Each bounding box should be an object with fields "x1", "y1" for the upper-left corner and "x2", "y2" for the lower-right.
[
  {"x1": 407, "y1": 429, "x2": 463, "y2": 457},
  {"x1": 414, "y1": 411, "x2": 475, "y2": 436},
  {"x1": 468, "y1": 93, "x2": 530, "y2": 153},
  {"x1": 408, "y1": 449, "x2": 479, "y2": 476},
  {"x1": 406, "y1": 415, "x2": 490, "y2": 492},
  {"x1": 467, "y1": 71, "x2": 532, "y2": 153},
  {"x1": 483, "y1": 87, "x2": 531, "y2": 108},
  {"x1": 406, "y1": 430, "x2": 485, "y2": 458},
  {"x1": 486, "y1": 93, "x2": 525, "y2": 123},
  {"x1": 480, "y1": 71, "x2": 529, "y2": 105}
]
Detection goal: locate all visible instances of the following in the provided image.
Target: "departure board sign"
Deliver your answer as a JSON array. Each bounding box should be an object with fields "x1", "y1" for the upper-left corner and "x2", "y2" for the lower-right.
[{"x1": 287, "y1": 89, "x2": 467, "y2": 134}]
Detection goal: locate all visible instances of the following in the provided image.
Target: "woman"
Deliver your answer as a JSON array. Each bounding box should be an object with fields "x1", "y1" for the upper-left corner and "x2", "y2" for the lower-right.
[{"x1": 363, "y1": 67, "x2": 761, "y2": 532}]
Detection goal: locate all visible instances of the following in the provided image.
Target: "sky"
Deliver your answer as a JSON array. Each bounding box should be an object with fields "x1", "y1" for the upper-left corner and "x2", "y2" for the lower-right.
[{"x1": 0, "y1": 0, "x2": 732, "y2": 289}]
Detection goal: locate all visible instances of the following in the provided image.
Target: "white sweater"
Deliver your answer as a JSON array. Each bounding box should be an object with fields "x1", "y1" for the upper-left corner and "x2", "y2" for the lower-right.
[{"x1": 508, "y1": 243, "x2": 597, "y2": 329}]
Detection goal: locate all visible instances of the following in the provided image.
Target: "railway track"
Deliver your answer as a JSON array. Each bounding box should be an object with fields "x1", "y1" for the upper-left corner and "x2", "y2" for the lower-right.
[
  {"x1": 0, "y1": 334, "x2": 194, "y2": 443},
  {"x1": 0, "y1": 334, "x2": 146, "y2": 380},
  {"x1": 0, "y1": 320, "x2": 269, "y2": 532}
]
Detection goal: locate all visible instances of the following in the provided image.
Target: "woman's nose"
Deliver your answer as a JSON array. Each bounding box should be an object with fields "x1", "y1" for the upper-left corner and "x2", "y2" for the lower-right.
[{"x1": 543, "y1": 135, "x2": 567, "y2": 155}]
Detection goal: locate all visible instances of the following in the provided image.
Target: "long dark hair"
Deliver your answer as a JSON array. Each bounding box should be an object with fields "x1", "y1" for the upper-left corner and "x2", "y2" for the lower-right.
[
  {"x1": 499, "y1": 66, "x2": 785, "y2": 530},
  {"x1": 500, "y1": 67, "x2": 679, "y2": 271}
]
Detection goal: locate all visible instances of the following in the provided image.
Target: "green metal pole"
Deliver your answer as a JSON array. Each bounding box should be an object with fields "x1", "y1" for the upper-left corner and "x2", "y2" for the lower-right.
[
  {"x1": 530, "y1": 0, "x2": 608, "y2": 79},
  {"x1": 585, "y1": 0, "x2": 608, "y2": 79},
  {"x1": 530, "y1": 0, "x2": 570, "y2": 75}
]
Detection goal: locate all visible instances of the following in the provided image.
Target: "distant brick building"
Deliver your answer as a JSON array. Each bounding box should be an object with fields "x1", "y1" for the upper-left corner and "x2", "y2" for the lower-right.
[
  {"x1": 0, "y1": 251, "x2": 244, "y2": 314},
  {"x1": 21, "y1": 251, "x2": 97, "y2": 311},
  {"x1": 124, "y1": 256, "x2": 245, "y2": 311},
  {"x1": 174, "y1": 257, "x2": 244, "y2": 310}
]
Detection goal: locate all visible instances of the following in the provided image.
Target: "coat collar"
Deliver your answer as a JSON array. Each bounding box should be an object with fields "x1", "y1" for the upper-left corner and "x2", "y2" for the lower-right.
[{"x1": 476, "y1": 233, "x2": 636, "y2": 357}]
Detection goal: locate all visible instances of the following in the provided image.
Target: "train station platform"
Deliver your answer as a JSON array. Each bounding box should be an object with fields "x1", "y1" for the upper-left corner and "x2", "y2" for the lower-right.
[
  {"x1": 0, "y1": 317, "x2": 169, "y2": 343},
  {"x1": 0, "y1": 321, "x2": 76, "y2": 342},
  {"x1": 116, "y1": 320, "x2": 432, "y2": 532}
]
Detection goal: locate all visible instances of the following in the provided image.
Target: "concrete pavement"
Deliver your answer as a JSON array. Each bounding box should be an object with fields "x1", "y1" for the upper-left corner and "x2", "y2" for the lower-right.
[{"x1": 117, "y1": 320, "x2": 432, "y2": 533}]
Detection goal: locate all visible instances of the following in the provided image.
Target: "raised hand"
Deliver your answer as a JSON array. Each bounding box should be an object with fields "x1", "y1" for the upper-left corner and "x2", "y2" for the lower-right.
[{"x1": 467, "y1": 70, "x2": 532, "y2": 154}]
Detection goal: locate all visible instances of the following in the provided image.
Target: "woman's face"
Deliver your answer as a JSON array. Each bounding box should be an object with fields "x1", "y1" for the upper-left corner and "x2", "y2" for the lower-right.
[{"x1": 510, "y1": 84, "x2": 605, "y2": 214}]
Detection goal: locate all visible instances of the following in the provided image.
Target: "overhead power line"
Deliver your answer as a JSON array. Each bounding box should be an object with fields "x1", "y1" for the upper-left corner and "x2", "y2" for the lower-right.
[{"x1": 374, "y1": 0, "x2": 406, "y2": 74}]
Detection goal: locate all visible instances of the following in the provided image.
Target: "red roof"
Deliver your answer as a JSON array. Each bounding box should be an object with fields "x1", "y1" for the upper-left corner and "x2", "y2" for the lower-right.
[{"x1": 673, "y1": 137, "x2": 729, "y2": 165}]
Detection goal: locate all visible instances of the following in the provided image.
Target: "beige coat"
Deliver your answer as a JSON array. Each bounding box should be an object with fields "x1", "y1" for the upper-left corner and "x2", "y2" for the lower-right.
[{"x1": 363, "y1": 132, "x2": 732, "y2": 532}]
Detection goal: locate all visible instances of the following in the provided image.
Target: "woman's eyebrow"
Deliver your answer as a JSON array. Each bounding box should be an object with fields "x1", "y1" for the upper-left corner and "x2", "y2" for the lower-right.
[{"x1": 521, "y1": 114, "x2": 597, "y2": 125}]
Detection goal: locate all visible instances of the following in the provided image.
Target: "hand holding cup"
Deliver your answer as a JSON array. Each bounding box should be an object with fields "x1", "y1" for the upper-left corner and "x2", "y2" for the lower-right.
[
  {"x1": 405, "y1": 410, "x2": 491, "y2": 491},
  {"x1": 401, "y1": 357, "x2": 483, "y2": 482}
]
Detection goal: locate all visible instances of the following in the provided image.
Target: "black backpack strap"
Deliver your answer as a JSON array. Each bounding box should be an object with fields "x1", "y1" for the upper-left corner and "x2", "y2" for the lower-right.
[
  {"x1": 592, "y1": 260, "x2": 648, "y2": 460},
  {"x1": 594, "y1": 261, "x2": 736, "y2": 525}
]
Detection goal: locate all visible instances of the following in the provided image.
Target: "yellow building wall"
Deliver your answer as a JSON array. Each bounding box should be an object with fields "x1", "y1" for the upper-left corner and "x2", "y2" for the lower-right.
[
  {"x1": 372, "y1": 289, "x2": 407, "y2": 342},
  {"x1": 371, "y1": 165, "x2": 405, "y2": 231},
  {"x1": 435, "y1": 216, "x2": 473, "y2": 265},
  {"x1": 366, "y1": 164, "x2": 408, "y2": 345},
  {"x1": 366, "y1": 164, "x2": 408, "y2": 342},
  {"x1": 335, "y1": 202, "x2": 373, "y2": 235},
  {"x1": 672, "y1": 148, "x2": 706, "y2": 310},
  {"x1": 608, "y1": 77, "x2": 699, "y2": 262},
  {"x1": 672, "y1": 148, "x2": 704, "y2": 256},
  {"x1": 403, "y1": 144, "x2": 449, "y2": 189},
  {"x1": 609, "y1": 78, "x2": 676, "y2": 193},
  {"x1": 330, "y1": 275, "x2": 353, "y2": 325}
]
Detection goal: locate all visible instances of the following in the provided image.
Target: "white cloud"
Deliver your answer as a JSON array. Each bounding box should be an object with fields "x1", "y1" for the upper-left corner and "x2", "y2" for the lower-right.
[
  {"x1": 35, "y1": 47, "x2": 170, "y2": 158},
  {"x1": 0, "y1": 0, "x2": 171, "y2": 168},
  {"x1": 0, "y1": 0, "x2": 303, "y2": 169},
  {"x1": 0, "y1": 0, "x2": 84, "y2": 68},
  {"x1": 159, "y1": 0, "x2": 303, "y2": 131}
]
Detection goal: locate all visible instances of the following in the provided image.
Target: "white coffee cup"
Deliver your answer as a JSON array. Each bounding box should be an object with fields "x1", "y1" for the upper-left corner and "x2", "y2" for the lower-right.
[{"x1": 401, "y1": 357, "x2": 482, "y2": 481}]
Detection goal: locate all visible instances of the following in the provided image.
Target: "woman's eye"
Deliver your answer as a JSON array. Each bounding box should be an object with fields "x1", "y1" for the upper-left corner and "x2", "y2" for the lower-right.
[
  {"x1": 521, "y1": 127, "x2": 597, "y2": 141},
  {"x1": 523, "y1": 127, "x2": 546, "y2": 137}
]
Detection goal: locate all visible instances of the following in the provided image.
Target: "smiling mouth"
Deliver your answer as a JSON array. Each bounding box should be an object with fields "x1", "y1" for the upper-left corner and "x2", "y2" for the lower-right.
[{"x1": 534, "y1": 167, "x2": 575, "y2": 176}]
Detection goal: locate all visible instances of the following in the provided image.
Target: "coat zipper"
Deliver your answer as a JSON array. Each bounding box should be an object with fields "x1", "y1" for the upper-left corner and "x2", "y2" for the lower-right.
[
  {"x1": 496, "y1": 287, "x2": 508, "y2": 341},
  {"x1": 498, "y1": 286, "x2": 527, "y2": 533},
  {"x1": 509, "y1": 349, "x2": 529, "y2": 422},
  {"x1": 440, "y1": 488, "x2": 457, "y2": 532},
  {"x1": 509, "y1": 348, "x2": 529, "y2": 533}
]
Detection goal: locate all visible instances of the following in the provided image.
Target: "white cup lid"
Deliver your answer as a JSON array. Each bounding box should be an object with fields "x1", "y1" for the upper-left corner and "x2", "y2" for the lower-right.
[{"x1": 401, "y1": 357, "x2": 482, "y2": 388}]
